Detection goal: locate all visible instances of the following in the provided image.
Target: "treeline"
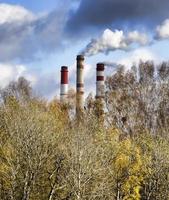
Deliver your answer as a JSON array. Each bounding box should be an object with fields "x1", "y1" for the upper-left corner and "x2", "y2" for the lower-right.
[{"x1": 0, "y1": 62, "x2": 169, "y2": 200}]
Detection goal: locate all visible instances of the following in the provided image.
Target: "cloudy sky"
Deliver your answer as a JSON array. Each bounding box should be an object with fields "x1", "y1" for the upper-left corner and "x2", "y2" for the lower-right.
[{"x1": 1, "y1": 0, "x2": 169, "y2": 99}]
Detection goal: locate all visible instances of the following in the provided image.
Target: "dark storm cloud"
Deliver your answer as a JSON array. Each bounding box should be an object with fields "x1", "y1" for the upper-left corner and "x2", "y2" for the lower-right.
[
  {"x1": 0, "y1": 1, "x2": 71, "y2": 62},
  {"x1": 0, "y1": 11, "x2": 67, "y2": 62},
  {"x1": 66, "y1": 0, "x2": 169, "y2": 34},
  {"x1": 1, "y1": 0, "x2": 169, "y2": 62}
]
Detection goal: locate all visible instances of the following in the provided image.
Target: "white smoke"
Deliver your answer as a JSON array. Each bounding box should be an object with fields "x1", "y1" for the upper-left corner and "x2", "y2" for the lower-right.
[
  {"x1": 102, "y1": 61, "x2": 119, "y2": 68},
  {"x1": 102, "y1": 48, "x2": 159, "y2": 70},
  {"x1": 82, "y1": 18, "x2": 169, "y2": 57},
  {"x1": 126, "y1": 31, "x2": 149, "y2": 45},
  {"x1": 82, "y1": 29, "x2": 150, "y2": 57},
  {"x1": 82, "y1": 30, "x2": 127, "y2": 56}
]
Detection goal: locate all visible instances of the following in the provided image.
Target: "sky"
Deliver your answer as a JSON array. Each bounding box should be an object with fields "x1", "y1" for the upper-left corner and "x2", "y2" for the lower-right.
[{"x1": 0, "y1": 0, "x2": 169, "y2": 99}]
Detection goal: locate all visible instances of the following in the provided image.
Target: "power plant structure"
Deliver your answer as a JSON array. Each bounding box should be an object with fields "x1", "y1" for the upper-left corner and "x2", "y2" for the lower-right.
[
  {"x1": 96, "y1": 63, "x2": 105, "y2": 99},
  {"x1": 60, "y1": 66, "x2": 69, "y2": 103},
  {"x1": 60, "y1": 55, "x2": 106, "y2": 117},
  {"x1": 76, "y1": 55, "x2": 85, "y2": 115}
]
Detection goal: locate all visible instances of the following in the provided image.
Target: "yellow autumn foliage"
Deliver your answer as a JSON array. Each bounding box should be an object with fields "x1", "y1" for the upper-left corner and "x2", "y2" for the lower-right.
[{"x1": 114, "y1": 138, "x2": 145, "y2": 200}]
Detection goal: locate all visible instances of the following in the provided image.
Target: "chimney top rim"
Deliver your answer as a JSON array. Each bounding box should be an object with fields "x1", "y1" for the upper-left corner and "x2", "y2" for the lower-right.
[
  {"x1": 97, "y1": 63, "x2": 105, "y2": 70},
  {"x1": 97, "y1": 63, "x2": 105, "y2": 66},
  {"x1": 77, "y1": 55, "x2": 85, "y2": 60},
  {"x1": 61, "y1": 66, "x2": 68, "y2": 71}
]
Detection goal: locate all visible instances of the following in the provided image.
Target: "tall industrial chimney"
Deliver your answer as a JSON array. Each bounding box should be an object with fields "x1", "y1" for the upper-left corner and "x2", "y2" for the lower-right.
[
  {"x1": 76, "y1": 55, "x2": 85, "y2": 115},
  {"x1": 96, "y1": 63, "x2": 105, "y2": 99},
  {"x1": 60, "y1": 66, "x2": 68, "y2": 103}
]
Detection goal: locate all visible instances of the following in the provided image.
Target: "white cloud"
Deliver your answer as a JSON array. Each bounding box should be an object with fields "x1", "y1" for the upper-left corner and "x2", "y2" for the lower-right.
[
  {"x1": 0, "y1": 62, "x2": 59, "y2": 98},
  {"x1": 156, "y1": 19, "x2": 169, "y2": 39},
  {"x1": 0, "y1": 3, "x2": 69, "y2": 61},
  {"x1": 0, "y1": 3, "x2": 35, "y2": 24},
  {"x1": 0, "y1": 47, "x2": 160, "y2": 100},
  {"x1": 0, "y1": 63, "x2": 27, "y2": 88},
  {"x1": 113, "y1": 48, "x2": 159, "y2": 69},
  {"x1": 101, "y1": 48, "x2": 160, "y2": 73}
]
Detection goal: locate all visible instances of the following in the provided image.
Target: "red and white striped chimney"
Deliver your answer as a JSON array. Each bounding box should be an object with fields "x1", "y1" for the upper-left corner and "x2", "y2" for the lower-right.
[
  {"x1": 76, "y1": 55, "x2": 85, "y2": 114},
  {"x1": 60, "y1": 66, "x2": 68, "y2": 103},
  {"x1": 96, "y1": 63, "x2": 105, "y2": 99}
]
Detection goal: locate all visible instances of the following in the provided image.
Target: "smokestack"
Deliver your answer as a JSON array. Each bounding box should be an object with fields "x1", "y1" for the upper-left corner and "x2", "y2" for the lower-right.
[
  {"x1": 96, "y1": 63, "x2": 105, "y2": 99},
  {"x1": 60, "y1": 66, "x2": 68, "y2": 103},
  {"x1": 76, "y1": 55, "x2": 85, "y2": 115}
]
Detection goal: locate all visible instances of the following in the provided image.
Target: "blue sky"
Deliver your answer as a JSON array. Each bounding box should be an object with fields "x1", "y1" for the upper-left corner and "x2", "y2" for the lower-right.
[
  {"x1": 0, "y1": 0, "x2": 59, "y2": 12},
  {"x1": 0, "y1": 0, "x2": 169, "y2": 99}
]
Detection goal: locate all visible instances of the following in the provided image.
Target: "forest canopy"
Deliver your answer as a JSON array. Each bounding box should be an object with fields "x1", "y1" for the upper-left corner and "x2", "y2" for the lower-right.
[{"x1": 0, "y1": 62, "x2": 169, "y2": 200}]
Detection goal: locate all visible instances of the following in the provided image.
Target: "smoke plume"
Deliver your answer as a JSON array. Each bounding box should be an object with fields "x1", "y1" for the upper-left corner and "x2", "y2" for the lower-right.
[{"x1": 82, "y1": 29, "x2": 150, "y2": 57}]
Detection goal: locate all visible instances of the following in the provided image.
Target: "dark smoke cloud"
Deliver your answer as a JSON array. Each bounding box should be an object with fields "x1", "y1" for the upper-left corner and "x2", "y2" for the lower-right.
[{"x1": 66, "y1": 0, "x2": 169, "y2": 35}]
